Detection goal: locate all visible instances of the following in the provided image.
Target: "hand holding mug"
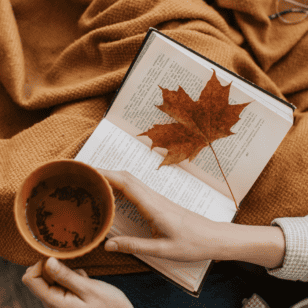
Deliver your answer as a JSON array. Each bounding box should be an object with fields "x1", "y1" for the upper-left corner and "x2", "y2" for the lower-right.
[{"x1": 22, "y1": 257, "x2": 133, "y2": 308}]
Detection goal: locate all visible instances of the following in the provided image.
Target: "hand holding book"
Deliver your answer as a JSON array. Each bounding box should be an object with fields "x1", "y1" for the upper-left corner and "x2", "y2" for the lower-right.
[
  {"x1": 98, "y1": 169, "x2": 285, "y2": 269},
  {"x1": 98, "y1": 169, "x2": 225, "y2": 263}
]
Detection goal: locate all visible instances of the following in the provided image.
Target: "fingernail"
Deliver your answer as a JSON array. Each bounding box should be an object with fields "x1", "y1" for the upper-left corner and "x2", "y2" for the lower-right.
[
  {"x1": 26, "y1": 266, "x2": 32, "y2": 273},
  {"x1": 48, "y1": 257, "x2": 59, "y2": 272},
  {"x1": 106, "y1": 241, "x2": 118, "y2": 251}
]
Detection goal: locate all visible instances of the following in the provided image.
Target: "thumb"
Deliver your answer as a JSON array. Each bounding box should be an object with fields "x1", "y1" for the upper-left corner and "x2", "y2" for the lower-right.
[{"x1": 105, "y1": 237, "x2": 167, "y2": 259}]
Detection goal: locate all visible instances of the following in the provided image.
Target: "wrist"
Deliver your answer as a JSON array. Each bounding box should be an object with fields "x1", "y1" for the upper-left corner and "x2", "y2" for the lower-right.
[{"x1": 217, "y1": 222, "x2": 286, "y2": 269}]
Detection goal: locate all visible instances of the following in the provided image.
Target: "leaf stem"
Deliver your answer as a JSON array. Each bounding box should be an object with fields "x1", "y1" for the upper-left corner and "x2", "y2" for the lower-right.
[{"x1": 209, "y1": 143, "x2": 238, "y2": 210}]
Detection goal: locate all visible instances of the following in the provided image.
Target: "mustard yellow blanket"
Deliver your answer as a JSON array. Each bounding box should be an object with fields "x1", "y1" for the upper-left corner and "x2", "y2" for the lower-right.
[{"x1": 0, "y1": 0, "x2": 307, "y2": 276}]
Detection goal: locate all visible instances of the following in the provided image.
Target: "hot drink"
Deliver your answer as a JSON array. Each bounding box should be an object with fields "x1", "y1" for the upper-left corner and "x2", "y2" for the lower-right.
[{"x1": 25, "y1": 175, "x2": 103, "y2": 252}]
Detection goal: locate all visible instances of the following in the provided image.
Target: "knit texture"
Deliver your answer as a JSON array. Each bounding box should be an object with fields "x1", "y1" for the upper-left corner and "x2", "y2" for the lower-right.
[{"x1": 0, "y1": 0, "x2": 307, "y2": 276}]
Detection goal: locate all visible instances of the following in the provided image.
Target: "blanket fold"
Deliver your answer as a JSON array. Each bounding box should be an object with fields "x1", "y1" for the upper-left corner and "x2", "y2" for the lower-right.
[{"x1": 1, "y1": 0, "x2": 307, "y2": 276}]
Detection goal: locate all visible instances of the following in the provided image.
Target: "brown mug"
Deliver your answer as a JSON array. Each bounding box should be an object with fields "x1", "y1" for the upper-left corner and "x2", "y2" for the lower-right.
[{"x1": 14, "y1": 159, "x2": 115, "y2": 262}]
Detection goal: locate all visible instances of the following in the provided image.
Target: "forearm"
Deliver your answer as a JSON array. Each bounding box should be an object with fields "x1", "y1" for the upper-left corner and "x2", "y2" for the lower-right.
[{"x1": 217, "y1": 222, "x2": 286, "y2": 269}]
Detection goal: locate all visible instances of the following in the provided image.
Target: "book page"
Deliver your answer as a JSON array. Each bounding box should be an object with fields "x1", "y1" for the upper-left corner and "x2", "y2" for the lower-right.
[
  {"x1": 155, "y1": 32, "x2": 294, "y2": 122},
  {"x1": 105, "y1": 31, "x2": 293, "y2": 202},
  {"x1": 178, "y1": 102, "x2": 291, "y2": 202},
  {"x1": 74, "y1": 119, "x2": 236, "y2": 289},
  {"x1": 75, "y1": 119, "x2": 236, "y2": 223}
]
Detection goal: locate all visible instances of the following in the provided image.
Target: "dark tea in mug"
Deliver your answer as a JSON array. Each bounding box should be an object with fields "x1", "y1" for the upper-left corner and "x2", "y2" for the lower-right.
[{"x1": 25, "y1": 174, "x2": 103, "y2": 252}]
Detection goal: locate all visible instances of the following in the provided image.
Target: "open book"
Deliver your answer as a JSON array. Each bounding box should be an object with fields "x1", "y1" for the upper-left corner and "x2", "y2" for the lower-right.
[{"x1": 74, "y1": 28, "x2": 295, "y2": 297}]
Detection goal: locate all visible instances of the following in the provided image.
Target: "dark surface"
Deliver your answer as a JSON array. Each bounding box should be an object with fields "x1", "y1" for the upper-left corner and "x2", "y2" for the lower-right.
[{"x1": 92, "y1": 260, "x2": 308, "y2": 308}]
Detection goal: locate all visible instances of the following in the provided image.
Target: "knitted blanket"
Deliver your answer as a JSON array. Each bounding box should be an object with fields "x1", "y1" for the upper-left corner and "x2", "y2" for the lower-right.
[{"x1": 1, "y1": 0, "x2": 307, "y2": 276}]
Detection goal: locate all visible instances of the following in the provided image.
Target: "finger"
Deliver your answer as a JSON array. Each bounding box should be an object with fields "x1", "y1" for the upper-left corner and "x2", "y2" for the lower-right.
[
  {"x1": 97, "y1": 169, "x2": 184, "y2": 241},
  {"x1": 97, "y1": 169, "x2": 176, "y2": 219},
  {"x1": 22, "y1": 259, "x2": 85, "y2": 308},
  {"x1": 22, "y1": 259, "x2": 61, "y2": 304},
  {"x1": 105, "y1": 236, "x2": 172, "y2": 259},
  {"x1": 44, "y1": 257, "x2": 92, "y2": 301},
  {"x1": 22, "y1": 260, "x2": 42, "y2": 281},
  {"x1": 97, "y1": 169, "x2": 156, "y2": 218},
  {"x1": 41, "y1": 258, "x2": 58, "y2": 286},
  {"x1": 26, "y1": 266, "x2": 32, "y2": 274}
]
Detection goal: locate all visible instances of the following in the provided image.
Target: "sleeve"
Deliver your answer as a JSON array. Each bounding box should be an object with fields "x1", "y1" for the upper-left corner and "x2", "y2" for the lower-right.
[
  {"x1": 265, "y1": 215, "x2": 308, "y2": 281},
  {"x1": 242, "y1": 293, "x2": 270, "y2": 308}
]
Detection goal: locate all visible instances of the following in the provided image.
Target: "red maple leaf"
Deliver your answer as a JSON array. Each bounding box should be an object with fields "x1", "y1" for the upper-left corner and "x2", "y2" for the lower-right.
[
  {"x1": 138, "y1": 70, "x2": 250, "y2": 168},
  {"x1": 137, "y1": 70, "x2": 251, "y2": 209}
]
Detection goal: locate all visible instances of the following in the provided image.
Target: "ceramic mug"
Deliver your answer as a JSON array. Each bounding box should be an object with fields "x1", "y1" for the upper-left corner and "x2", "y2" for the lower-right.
[{"x1": 14, "y1": 159, "x2": 115, "y2": 261}]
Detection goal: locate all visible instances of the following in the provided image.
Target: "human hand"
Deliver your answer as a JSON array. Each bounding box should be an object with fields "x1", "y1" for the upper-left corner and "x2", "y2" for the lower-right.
[
  {"x1": 22, "y1": 257, "x2": 133, "y2": 308},
  {"x1": 98, "y1": 169, "x2": 226, "y2": 262}
]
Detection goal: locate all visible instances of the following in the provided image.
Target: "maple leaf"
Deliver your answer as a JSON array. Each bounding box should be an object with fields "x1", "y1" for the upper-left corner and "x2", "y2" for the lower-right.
[{"x1": 137, "y1": 69, "x2": 250, "y2": 170}]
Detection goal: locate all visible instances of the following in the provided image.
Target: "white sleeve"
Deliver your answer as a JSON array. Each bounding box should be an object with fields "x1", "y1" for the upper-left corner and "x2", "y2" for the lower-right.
[{"x1": 265, "y1": 216, "x2": 308, "y2": 282}]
